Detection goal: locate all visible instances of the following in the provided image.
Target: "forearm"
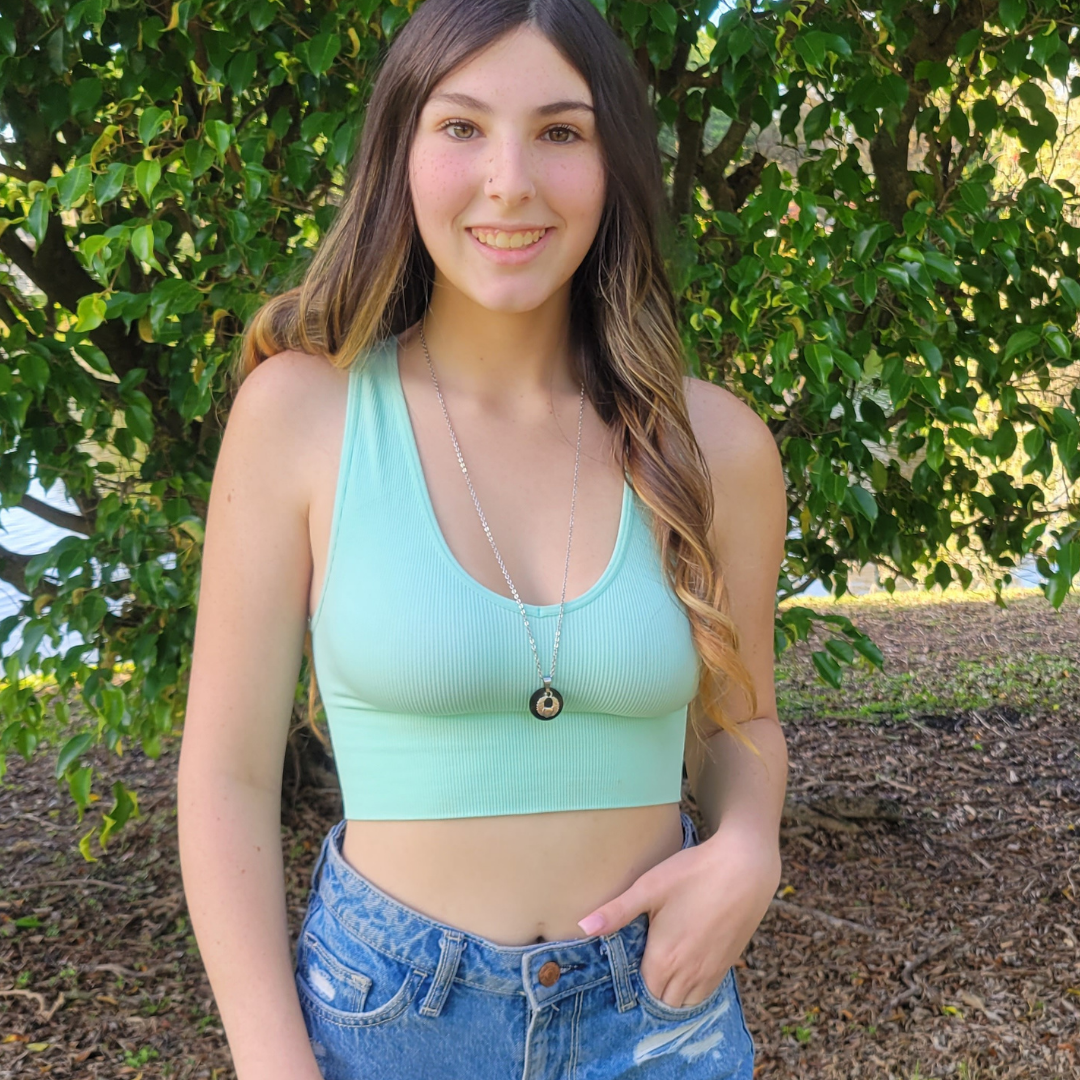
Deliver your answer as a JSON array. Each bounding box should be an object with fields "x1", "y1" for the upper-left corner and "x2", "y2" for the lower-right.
[
  {"x1": 177, "y1": 770, "x2": 322, "y2": 1080},
  {"x1": 690, "y1": 714, "x2": 789, "y2": 843}
]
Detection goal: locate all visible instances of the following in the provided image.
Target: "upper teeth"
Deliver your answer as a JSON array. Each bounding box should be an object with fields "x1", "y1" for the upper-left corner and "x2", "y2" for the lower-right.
[{"x1": 471, "y1": 228, "x2": 546, "y2": 249}]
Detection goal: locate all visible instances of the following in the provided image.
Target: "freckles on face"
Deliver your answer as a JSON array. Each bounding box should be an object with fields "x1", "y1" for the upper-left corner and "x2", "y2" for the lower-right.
[
  {"x1": 409, "y1": 139, "x2": 477, "y2": 232},
  {"x1": 406, "y1": 25, "x2": 607, "y2": 309}
]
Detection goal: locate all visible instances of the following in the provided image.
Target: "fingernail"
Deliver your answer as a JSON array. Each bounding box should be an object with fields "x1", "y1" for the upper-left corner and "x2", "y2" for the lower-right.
[{"x1": 578, "y1": 913, "x2": 606, "y2": 935}]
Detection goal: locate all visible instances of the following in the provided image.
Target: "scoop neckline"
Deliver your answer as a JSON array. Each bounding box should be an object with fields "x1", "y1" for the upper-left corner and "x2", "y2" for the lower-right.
[{"x1": 383, "y1": 333, "x2": 634, "y2": 617}]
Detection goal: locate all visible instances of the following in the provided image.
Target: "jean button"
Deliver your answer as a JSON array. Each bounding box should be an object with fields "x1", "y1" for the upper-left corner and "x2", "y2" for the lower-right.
[{"x1": 538, "y1": 961, "x2": 561, "y2": 987}]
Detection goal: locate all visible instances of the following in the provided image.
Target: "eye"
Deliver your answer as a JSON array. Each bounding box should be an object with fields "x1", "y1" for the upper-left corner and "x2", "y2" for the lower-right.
[
  {"x1": 438, "y1": 119, "x2": 478, "y2": 140},
  {"x1": 544, "y1": 124, "x2": 580, "y2": 144}
]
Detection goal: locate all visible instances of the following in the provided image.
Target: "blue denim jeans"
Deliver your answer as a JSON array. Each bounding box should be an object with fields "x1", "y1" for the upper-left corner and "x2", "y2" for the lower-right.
[{"x1": 295, "y1": 812, "x2": 756, "y2": 1079}]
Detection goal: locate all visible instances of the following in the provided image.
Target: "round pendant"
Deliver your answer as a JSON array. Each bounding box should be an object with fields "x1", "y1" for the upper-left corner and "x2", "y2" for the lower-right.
[{"x1": 529, "y1": 685, "x2": 564, "y2": 720}]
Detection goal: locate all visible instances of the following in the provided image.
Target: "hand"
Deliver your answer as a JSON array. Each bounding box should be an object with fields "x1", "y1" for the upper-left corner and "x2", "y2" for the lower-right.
[{"x1": 576, "y1": 820, "x2": 781, "y2": 1009}]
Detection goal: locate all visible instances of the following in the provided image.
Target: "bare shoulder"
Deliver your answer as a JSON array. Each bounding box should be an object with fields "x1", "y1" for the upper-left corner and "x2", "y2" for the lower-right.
[
  {"x1": 231, "y1": 349, "x2": 347, "y2": 433},
  {"x1": 223, "y1": 349, "x2": 349, "y2": 496},
  {"x1": 682, "y1": 374, "x2": 781, "y2": 480},
  {"x1": 682, "y1": 375, "x2": 786, "y2": 556}
]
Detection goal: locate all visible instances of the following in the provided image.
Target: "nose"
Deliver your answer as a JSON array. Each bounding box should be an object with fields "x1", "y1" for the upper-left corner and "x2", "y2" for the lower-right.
[{"x1": 484, "y1": 134, "x2": 536, "y2": 205}]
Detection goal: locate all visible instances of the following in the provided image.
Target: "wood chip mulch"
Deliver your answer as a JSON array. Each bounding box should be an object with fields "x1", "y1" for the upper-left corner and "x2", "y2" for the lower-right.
[{"x1": 1, "y1": 591, "x2": 1078, "y2": 1079}]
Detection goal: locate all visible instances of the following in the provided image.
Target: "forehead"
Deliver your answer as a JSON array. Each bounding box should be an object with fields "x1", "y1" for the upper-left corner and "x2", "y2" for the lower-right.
[{"x1": 422, "y1": 25, "x2": 593, "y2": 112}]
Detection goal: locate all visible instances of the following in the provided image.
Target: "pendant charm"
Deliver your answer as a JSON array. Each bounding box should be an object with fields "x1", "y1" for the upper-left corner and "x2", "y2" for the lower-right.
[{"x1": 529, "y1": 682, "x2": 563, "y2": 720}]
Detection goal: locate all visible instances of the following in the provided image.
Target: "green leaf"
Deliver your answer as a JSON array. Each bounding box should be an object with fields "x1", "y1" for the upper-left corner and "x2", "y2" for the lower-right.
[
  {"x1": 914, "y1": 60, "x2": 952, "y2": 90},
  {"x1": 852, "y1": 635, "x2": 885, "y2": 668},
  {"x1": 972, "y1": 98, "x2": 997, "y2": 134},
  {"x1": 619, "y1": 1, "x2": 649, "y2": 37},
  {"x1": 99, "y1": 780, "x2": 139, "y2": 849},
  {"x1": 999, "y1": 0, "x2": 1027, "y2": 32},
  {"x1": 1045, "y1": 570, "x2": 1071, "y2": 607},
  {"x1": 833, "y1": 348, "x2": 862, "y2": 380},
  {"x1": 853, "y1": 270, "x2": 877, "y2": 306},
  {"x1": 923, "y1": 251, "x2": 961, "y2": 284},
  {"x1": 304, "y1": 32, "x2": 341, "y2": 76},
  {"x1": 204, "y1": 119, "x2": 234, "y2": 156},
  {"x1": 917, "y1": 340, "x2": 943, "y2": 374},
  {"x1": 1002, "y1": 328, "x2": 1040, "y2": 362},
  {"x1": 131, "y1": 223, "x2": 158, "y2": 266},
  {"x1": 137, "y1": 105, "x2": 169, "y2": 146},
  {"x1": 650, "y1": 2, "x2": 677, "y2": 35},
  {"x1": 926, "y1": 427, "x2": 945, "y2": 473},
  {"x1": 75, "y1": 293, "x2": 107, "y2": 332},
  {"x1": 803, "y1": 101, "x2": 832, "y2": 142},
  {"x1": 134, "y1": 158, "x2": 162, "y2": 208},
  {"x1": 94, "y1": 162, "x2": 128, "y2": 205},
  {"x1": 812, "y1": 649, "x2": 843, "y2": 689},
  {"x1": 68, "y1": 765, "x2": 93, "y2": 823},
  {"x1": 27, "y1": 191, "x2": 51, "y2": 246},
  {"x1": 69, "y1": 76, "x2": 103, "y2": 115},
  {"x1": 227, "y1": 51, "x2": 258, "y2": 97},
  {"x1": 57, "y1": 164, "x2": 92, "y2": 209},
  {"x1": 56, "y1": 733, "x2": 94, "y2": 779},
  {"x1": 852, "y1": 226, "x2": 882, "y2": 262},
  {"x1": 805, "y1": 343, "x2": 834, "y2": 384},
  {"x1": 948, "y1": 104, "x2": 969, "y2": 145},
  {"x1": 848, "y1": 485, "x2": 878, "y2": 521},
  {"x1": 18, "y1": 351, "x2": 49, "y2": 396},
  {"x1": 1044, "y1": 327, "x2": 1071, "y2": 359},
  {"x1": 825, "y1": 637, "x2": 856, "y2": 663},
  {"x1": 78, "y1": 826, "x2": 99, "y2": 863},
  {"x1": 1058, "y1": 277, "x2": 1080, "y2": 308},
  {"x1": 182, "y1": 138, "x2": 216, "y2": 180},
  {"x1": 124, "y1": 404, "x2": 154, "y2": 444},
  {"x1": 879, "y1": 265, "x2": 909, "y2": 291}
]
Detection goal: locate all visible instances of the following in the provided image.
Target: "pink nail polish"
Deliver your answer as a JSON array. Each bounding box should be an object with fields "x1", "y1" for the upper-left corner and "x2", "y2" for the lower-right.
[{"x1": 578, "y1": 913, "x2": 606, "y2": 935}]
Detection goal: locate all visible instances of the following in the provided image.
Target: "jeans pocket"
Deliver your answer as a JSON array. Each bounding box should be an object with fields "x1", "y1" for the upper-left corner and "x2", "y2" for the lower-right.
[
  {"x1": 295, "y1": 924, "x2": 424, "y2": 1028},
  {"x1": 631, "y1": 963, "x2": 733, "y2": 1022}
]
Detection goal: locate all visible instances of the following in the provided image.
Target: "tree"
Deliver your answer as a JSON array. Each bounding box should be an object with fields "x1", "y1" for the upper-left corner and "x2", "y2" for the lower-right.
[{"x1": 1, "y1": 0, "x2": 1077, "y2": 848}]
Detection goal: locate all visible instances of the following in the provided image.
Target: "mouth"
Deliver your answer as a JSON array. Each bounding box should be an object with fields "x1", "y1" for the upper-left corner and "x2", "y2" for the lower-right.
[{"x1": 468, "y1": 226, "x2": 548, "y2": 250}]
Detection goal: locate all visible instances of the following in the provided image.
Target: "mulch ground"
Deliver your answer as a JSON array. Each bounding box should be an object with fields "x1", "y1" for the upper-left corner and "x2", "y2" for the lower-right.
[{"x1": 1, "y1": 591, "x2": 1078, "y2": 1079}]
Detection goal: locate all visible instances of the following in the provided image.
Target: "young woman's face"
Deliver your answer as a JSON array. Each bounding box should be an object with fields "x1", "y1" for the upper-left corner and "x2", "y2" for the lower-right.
[{"x1": 409, "y1": 24, "x2": 606, "y2": 315}]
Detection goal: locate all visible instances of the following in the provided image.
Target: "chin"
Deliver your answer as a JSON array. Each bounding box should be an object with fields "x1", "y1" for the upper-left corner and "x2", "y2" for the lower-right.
[{"x1": 461, "y1": 286, "x2": 557, "y2": 315}]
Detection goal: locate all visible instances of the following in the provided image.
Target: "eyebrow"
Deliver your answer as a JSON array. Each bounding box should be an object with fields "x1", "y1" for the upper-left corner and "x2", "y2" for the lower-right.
[{"x1": 427, "y1": 91, "x2": 594, "y2": 117}]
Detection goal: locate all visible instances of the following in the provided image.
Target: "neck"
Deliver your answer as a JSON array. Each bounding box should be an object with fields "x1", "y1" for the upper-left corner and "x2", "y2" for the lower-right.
[{"x1": 416, "y1": 282, "x2": 579, "y2": 404}]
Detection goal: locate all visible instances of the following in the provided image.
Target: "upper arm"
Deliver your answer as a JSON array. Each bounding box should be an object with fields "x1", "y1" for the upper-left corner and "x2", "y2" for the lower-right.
[
  {"x1": 682, "y1": 376, "x2": 787, "y2": 734},
  {"x1": 178, "y1": 351, "x2": 329, "y2": 797}
]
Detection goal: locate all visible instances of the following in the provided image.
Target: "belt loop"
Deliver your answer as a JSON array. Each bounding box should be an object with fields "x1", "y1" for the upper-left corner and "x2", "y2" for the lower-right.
[
  {"x1": 311, "y1": 820, "x2": 341, "y2": 892},
  {"x1": 418, "y1": 930, "x2": 465, "y2": 1018},
  {"x1": 601, "y1": 930, "x2": 638, "y2": 1012},
  {"x1": 681, "y1": 812, "x2": 699, "y2": 849}
]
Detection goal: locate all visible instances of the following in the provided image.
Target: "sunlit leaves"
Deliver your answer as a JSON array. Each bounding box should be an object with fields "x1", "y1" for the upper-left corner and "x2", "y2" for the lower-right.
[{"x1": 56, "y1": 164, "x2": 91, "y2": 208}]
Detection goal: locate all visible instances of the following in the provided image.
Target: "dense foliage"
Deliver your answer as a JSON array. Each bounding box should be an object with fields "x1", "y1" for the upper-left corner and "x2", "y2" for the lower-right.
[{"x1": 1, "y1": 0, "x2": 1077, "y2": 847}]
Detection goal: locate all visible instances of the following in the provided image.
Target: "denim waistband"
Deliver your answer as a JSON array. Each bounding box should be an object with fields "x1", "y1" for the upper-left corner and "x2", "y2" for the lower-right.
[{"x1": 306, "y1": 811, "x2": 699, "y2": 1014}]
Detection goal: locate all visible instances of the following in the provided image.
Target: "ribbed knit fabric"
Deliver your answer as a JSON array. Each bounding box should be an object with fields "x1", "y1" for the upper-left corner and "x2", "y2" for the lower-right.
[{"x1": 310, "y1": 335, "x2": 702, "y2": 820}]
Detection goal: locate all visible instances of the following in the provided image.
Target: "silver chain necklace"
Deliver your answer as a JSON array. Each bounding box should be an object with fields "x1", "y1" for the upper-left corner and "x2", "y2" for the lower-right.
[{"x1": 418, "y1": 319, "x2": 585, "y2": 720}]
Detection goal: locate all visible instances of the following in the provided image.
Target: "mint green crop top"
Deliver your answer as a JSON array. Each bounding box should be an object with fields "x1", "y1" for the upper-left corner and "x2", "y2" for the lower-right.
[{"x1": 309, "y1": 335, "x2": 702, "y2": 820}]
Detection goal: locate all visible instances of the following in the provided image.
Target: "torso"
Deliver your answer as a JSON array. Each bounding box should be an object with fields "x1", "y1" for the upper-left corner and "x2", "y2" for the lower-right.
[{"x1": 302, "y1": 325, "x2": 707, "y2": 946}]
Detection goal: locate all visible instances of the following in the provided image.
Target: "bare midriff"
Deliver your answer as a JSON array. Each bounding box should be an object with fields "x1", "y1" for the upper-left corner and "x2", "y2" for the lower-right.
[{"x1": 339, "y1": 803, "x2": 685, "y2": 945}]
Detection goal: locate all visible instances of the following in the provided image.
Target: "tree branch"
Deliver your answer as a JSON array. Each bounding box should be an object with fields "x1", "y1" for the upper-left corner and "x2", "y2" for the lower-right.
[
  {"x1": 870, "y1": 0, "x2": 994, "y2": 230},
  {"x1": 0, "y1": 216, "x2": 143, "y2": 380},
  {"x1": 18, "y1": 493, "x2": 92, "y2": 536},
  {"x1": 0, "y1": 543, "x2": 31, "y2": 598}
]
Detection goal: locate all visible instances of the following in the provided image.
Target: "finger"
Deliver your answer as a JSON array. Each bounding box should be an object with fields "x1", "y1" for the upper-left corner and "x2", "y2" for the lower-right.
[{"x1": 576, "y1": 881, "x2": 653, "y2": 936}]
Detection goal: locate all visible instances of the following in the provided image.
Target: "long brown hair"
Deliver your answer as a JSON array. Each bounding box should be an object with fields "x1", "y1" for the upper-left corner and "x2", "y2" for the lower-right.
[{"x1": 239, "y1": 0, "x2": 759, "y2": 755}]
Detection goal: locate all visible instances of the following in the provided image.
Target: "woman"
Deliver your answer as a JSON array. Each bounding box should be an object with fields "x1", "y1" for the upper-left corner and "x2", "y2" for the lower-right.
[{"x1": 177, "y1": 1, "x2": 788, "y2": 1078}]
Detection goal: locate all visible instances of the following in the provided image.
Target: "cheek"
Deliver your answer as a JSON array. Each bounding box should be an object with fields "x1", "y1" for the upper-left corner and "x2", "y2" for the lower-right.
[
  {"x1": 546, "y1": 157, "x2": 606, "y2": 232},
  {"x1": 409, "y1": 145, "x2": 477, "y2": 229}
]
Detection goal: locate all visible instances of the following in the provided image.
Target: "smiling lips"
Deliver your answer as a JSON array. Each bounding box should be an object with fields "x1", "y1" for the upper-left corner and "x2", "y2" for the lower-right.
[{"x1": 469, "y1": 227, "x2": 548, "y2": 249}]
